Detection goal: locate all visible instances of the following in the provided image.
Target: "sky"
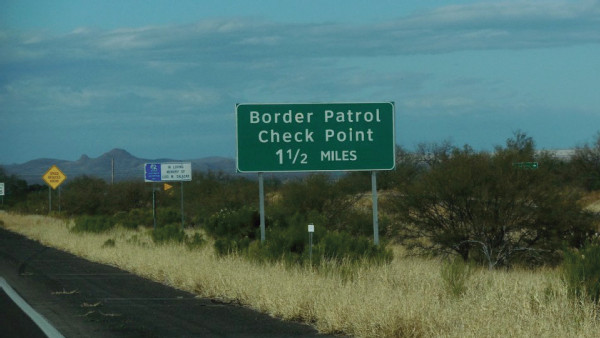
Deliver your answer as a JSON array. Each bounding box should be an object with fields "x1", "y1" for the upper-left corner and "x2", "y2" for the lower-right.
[{"x1": 1, "y1": 0, "x2": 600, "y2": 164}]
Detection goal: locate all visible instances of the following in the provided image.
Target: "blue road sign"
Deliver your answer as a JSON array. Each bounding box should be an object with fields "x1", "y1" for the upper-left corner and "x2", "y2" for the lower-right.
[{"x1": 145, "y1": 163, "x2": 162, "y2": 182}]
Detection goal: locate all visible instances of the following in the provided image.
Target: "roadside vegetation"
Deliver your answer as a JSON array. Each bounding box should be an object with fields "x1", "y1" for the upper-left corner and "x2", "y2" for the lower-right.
[{"x1": 2, "y1": 131, "x2": 600, "y2": 336}]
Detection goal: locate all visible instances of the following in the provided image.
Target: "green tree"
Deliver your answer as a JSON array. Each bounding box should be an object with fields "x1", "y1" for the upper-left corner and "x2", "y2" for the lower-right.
[
  {"x1": 0, "y1": 167, "x2": 29, "y2": 208},
  {"x1": 108, "y1": 181, "x2": 147, "y2": 212},
  {"x1": 389, "y1": 133, "x2": 595, "y2": 269},
  {"x1": 62, "y1": 176, "x2": 109, "y2": 215},
  {"x1": 186, "y1": 171, "x2": 258, "y2": 224},
  {"x1": 379, "y1": 145, "x2": 424, "y2": 191},
  {"x1": 270, "y1": 174, "x2": 368, "y2": 233},
  {"x1": 572, "y1": 132, "x2": 600, "y2": 191}
]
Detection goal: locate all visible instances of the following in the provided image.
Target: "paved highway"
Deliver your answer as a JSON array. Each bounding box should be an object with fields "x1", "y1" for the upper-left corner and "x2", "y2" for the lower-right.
[{"x1": 0, "y1": 227, "x2": 329, "y2": 337}]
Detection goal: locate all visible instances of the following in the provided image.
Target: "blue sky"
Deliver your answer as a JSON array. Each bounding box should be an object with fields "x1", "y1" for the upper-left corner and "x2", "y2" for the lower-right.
[{"x1": 1, "y1": 0, "x2": 599, "y2": 164}]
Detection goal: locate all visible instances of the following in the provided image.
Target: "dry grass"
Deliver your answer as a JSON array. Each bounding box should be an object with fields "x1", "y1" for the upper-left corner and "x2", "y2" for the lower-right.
[{"x1": 1, "y1": 212, "x2": 599, "y2": 337}]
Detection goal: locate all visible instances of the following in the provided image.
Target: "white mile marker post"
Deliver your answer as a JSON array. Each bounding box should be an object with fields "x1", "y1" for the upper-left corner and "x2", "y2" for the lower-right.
[{"x1": 308, "y1": 223, "x2": 314, "y2": 263}]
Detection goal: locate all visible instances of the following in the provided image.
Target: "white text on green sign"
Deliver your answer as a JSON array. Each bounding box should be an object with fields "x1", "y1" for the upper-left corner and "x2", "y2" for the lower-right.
[{"x1": 236, "y1": 102, "x2": 395, "y2": 172}]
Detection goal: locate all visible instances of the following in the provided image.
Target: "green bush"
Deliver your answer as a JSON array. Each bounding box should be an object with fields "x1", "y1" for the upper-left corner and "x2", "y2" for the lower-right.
[
  {"x1": 71, "y1": 215, "x2": 115, "y2": 233},
  {"x1": 120, "y1": 208, "x2": 153, "y2": 229},
  {"x1": 440, "y1": 257, "x2": 472, "y2": 298},
  {"x1": 102, "y1": 238, "x2": 116, "y2": 248},
  {"x1": 157, "y1": 208, "x2": 181, "y2": 225},
  {"x1": 214, "y1": 237, "x2": 252, "y2": 256},
  {"x1": 62, "y1": 176, "x2": 109, "y2": 215},
  {"x1": 205, "y1": 207, "x2": 259, "y2": 238},
  {"x1": 318, "y1": 231, "x2": 393, "y2": 264},
  {"x1": 248, "y1": 224, "x2": 308, "y2": 265},
  {"x1": 185, "y1": 233, "x2": 206, "y2": 250},
  {"x1": 151, "y1": 223, "x2": 186, "y2": 244},
  {"x1": 389, "y1": 134, "x2": 596, "y2": 268},
  {"x1": 205, "y1": 207, "x2": 259, "y2": 254},
  {"x1": 246, "y1": 225, "x2": 392, "y2": 267},
  {"x1": 563, "y1": 242, "x2": 600, "y2": 303}
]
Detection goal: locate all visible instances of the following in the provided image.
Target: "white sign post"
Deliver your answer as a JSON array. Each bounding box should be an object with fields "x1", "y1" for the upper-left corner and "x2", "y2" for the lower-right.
[
  {"x1": 308, "y1": 223, "x2": 315, "y2": 263},
  {"x1": 0, "y1": 182, "x2": 4, "y2": 207}
]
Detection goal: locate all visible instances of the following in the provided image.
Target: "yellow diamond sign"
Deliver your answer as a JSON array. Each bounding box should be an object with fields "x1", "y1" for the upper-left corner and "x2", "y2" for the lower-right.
[{"x1": 42, "y1": 165, "x2": 67, "y2": 190}]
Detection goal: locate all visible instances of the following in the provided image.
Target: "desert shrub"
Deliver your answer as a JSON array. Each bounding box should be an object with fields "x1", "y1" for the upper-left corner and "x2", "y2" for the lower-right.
[
  {"x1": 563, "y1": 242, "x2": 600, "y2": 303},
  {"x1": 572, "y1": 132, "x2": 600, "y2": 191},
  {"x1": 152, "y1": 223, "x2": 186, "y2": 244},
  {"x1": 205, "y1": 205, "x2": 393, "y2": 265},
  {"x1": 185, "y1": 172, "x2": 259, "y2": 224},
  {"x1": 270, "y1": 174, "x2": 368, "y2": 233},
  {"x1": 205, "y1": 206, "x2": 260, "y2": 254},
  {"x1": 248, "y1": 223, "x2": 309, "y2": 265},
  {"x1": 390, "y1": 133, "x2": 596, "y2": 269},
  {"x1": 318, "y1": 231, "x2": 393, "y2": 264},
  {"x1": 71, "y1": 215, "x2": 115, "y2": 233},
  {"x1": 128, "y1": 208, "x2": 153, "y2": 228},
  {"x1": 335, "y1": 210, "x2": 376, "y2": 237},
  {"x1": 157, "y1": 207, "x2": 181, "y2": 225},
  {"x1": 440, "y1": 257, "x2": 473, "y2": 298},
  {"x1": 247, "y1": 226, "x2": 392, "y2": 266},
  {"x1": 102, "y1": 238, "x2": 116, "y2": 248},
  {"x1": 112, "y1": 208, "x2": 153, "y2": 229},
  {"x1": 107, "y1": 181, "x2": 147, "y2": 213},
  {"x1": 62, "y1": 176, "x2": 109, "y2": 215},
  {"x1": 0, "y1": 167, "x2": 29, "y2": 208},
  {"x1": 11, "y1": 184, "x2": 52, "y2": 214},
  {"x1": 185, "y1": 233, "x2": 206, "y2": 250}
]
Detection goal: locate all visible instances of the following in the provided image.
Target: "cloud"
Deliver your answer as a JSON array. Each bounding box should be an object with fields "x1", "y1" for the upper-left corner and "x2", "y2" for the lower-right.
[
  {"x1": 3, "y1": 1, "x2": 599, "y2": 63},
  {"x1": 2, "y1": 1, "x2": 598, "y2": 107},
  {"x1": 1, "y1": 0, "x2": 599, "y2": 163}
]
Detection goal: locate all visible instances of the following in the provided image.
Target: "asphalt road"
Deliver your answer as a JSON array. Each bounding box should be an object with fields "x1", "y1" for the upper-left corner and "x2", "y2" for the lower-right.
[
  {"x1": 0, "y1": 288, "x2": 48, "y2": 338},
  {"x1": 0, "y1": 227, "x2": 329, "y2": 337}
]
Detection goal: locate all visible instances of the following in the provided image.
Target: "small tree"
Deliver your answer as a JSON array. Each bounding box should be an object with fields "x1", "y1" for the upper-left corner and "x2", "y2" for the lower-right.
[
  {"x1": 0, "y1": 167, "x2": 29, "y2": 208},
  {"x1": 62, "y1": 176, "x2": 109, "y2": 215},
  {"x1": 270, "y1": 174, "x2": 366, "y2": 232},
  {"x1": 390, "y1": 133, "x2": 595, "y2": 269},
  {"x1": 572, "y1": 132, "x2": 600, "y2": 191}
]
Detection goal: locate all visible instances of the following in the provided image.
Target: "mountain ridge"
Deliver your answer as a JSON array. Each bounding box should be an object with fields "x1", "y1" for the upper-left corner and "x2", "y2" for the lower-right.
[{"x1": 1, "y1": 148, "x2": 237, "y2": 184}]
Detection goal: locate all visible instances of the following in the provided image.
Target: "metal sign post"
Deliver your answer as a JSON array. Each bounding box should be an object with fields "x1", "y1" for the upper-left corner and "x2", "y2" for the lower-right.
[
  {"x1": 180, "y1": 181, "x2": 185, "y2": 230},
  {"x1": 152, "y1": 184, "x2": 157, "y2": 230},
  {"x1": 372, "y1": 171, "x2": 379, "y2": 246},
  {"x1": 145, "y1": 162, "x2": 192, "y2": 230},
  {"x1": 258, "y1": 173, "x2": 266, "y2": 243}
]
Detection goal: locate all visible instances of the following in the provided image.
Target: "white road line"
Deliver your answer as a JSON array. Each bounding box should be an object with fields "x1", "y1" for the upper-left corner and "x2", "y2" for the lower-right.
[{"x1": 0, "y1": 277, "x2": 65, "y2": 338}]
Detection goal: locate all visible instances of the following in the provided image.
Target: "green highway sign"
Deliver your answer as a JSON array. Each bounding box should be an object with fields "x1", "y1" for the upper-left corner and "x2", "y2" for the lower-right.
[
  {"x1": 513, "y1": 162, "x2": 539, "y2": 169},
  {"x1": 236, "y1": 102, "x2": 396, "y2": 172}
]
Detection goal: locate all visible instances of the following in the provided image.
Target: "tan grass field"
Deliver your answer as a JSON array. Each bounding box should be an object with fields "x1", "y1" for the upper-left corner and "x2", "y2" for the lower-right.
[{"x1": 1, "y1": 212, "x2": 599, "y2": 337}]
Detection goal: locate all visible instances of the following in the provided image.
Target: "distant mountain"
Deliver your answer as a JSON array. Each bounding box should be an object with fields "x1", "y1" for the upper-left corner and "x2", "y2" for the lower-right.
[{"x1": 1, "y1": 149, "x2": 237, "y2": 184}]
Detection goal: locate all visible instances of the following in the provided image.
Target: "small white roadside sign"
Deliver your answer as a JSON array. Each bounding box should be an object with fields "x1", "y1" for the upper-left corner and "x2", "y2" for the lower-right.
[{"x1": 144, "y1": 162, "x2": 192, "y2": 182}]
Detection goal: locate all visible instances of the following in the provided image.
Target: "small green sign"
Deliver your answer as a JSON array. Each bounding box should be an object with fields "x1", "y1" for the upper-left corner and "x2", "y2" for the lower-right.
[
  {"x1": 513, "y1": 162, "x2": 539, "y2": 169},
  {"x1": 236, "y1": 102, "x2": 395, "y2": 172}
]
